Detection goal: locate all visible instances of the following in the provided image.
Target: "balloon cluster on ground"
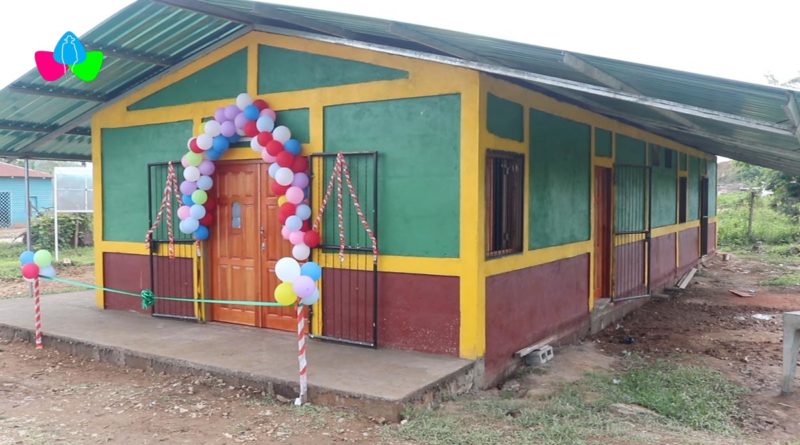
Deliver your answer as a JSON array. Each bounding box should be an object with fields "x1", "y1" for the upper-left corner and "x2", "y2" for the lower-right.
[{"x1": 19, "y1": 250, "x2": 56, "y2": 281}]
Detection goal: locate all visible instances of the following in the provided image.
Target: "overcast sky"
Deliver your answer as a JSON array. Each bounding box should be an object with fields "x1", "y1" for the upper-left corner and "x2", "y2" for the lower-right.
[{"x1": 1, "y1": 0, "x2": 798, "y2": 90}]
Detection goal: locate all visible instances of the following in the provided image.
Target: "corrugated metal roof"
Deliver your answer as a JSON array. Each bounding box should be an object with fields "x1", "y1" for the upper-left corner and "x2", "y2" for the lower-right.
[
  {"x1": 1, "y1": 0, "x2": 799, "y2": 174},
  {"x1": 0, "y1": 162, "x2": 50, "y2": 178}
]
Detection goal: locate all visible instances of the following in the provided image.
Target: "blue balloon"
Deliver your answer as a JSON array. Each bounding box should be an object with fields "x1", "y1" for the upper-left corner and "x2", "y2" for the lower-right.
[
  {"x1": 243, "y1": 104, "x2": 260, "y2": 121},
  {"x1": 53, "y1": 31, "x2": 87, "y2": 65},
  {"x1": 182, "y1": 194, "x2": 194, "y2": 206},
  {"x1": 228, "y1": 133, "x2": 241, "y2": 143},
  {"x1": 193, "y1": 225, "x2": 209, "y2": 241},
  {"x1": 284, "y1": 139, "x2": 301, "y2": 155},
  {"x1": 212, "y1": 135, "x2": 229, "y2": 151},
  {"x1": 300, "y1": 261, "x2": 322, "y2": 281},
  {"x1": 19, "y1": 250, "x2": 35, "y2": 265},
  {"x1": 206, "y1": 148, "x2": 222, "y2": 161}
]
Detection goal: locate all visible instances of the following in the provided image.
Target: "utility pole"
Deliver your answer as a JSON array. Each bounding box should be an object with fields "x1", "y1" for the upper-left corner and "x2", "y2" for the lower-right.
[{"x1": 746, "y1": 189, "x2": 757, "y2": 242}]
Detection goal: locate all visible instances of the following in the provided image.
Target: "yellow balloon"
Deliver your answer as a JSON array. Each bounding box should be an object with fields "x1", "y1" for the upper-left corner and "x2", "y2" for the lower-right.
[
  {"x1": 278, "y1": 196, "x2": 288, "y2": 206},
  {"x1": 274, "y1": 282, "x2": 297, "y2": 306}
]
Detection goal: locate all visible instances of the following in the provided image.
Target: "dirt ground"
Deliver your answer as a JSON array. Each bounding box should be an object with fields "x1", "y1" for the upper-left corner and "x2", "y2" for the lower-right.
[
  {"x1": 0, "y1": 264, "x2": 94, "y2": 299},
  {"x1": 1, "y1": 251, "x2": 799, "y2": 444}
]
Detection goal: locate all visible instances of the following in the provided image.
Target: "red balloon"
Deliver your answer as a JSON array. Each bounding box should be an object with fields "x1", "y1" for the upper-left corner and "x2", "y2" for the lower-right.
[
  {"x1": 279, "y1": 203, "x2": 296, "y2": 219},
  {"x1": 291, "y1": 156, "x2": 308, "y2": 173},
  {"x1": 204, "y1": 195, "x2": 217, "y2": 212},
  {"x1": 257, "y1": 131, "x2": 273, "y2": 147},
  {"x1": 21, "y1": 263, "x2": 39, "y2": 280},
  {"x1": 199, "y1": 212, "x2": 214, "y2": 226},
  {"x1": 301, "y1": 219, "x2": 311, "y2": 231},
  {"x1": 266, "y1": 140, "x2": 284, "y2": 156},
  {"x1": 271, "y1": 179, "x2": 289, "y2": 196},
  {"x1": 276, "y1": 151, "x2": 294, "y2": 168},
  {"x1": 252, "y1": 99, "x2": 269, "y2": 110},
  {"x1": 244, "y1": 120, "x2": 259, "y2": 137},
  {"x1": 189, "y1": 138, "x2": 203, "y2": 153},
  {"x1": 304, "y1": 230, "x2": 320, "y2": 248}
]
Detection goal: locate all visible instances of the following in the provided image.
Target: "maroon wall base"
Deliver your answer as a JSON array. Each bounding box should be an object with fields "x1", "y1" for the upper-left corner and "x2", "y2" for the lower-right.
[
  {"x1": 485, "y1": 254, "x2": 589, "y2": 385},
  {"x1": 320, "y1": 270, "x2": 460, "y2": 356},
  {"x1": 679, "y1": 227, "x2": 700, "y2": 274},
  {"x1": 103, "y1": 253, "x2": 152, "y2": 314},
  {"x1": 650, "y1": 233, "x2": 677, "y2": 291}
]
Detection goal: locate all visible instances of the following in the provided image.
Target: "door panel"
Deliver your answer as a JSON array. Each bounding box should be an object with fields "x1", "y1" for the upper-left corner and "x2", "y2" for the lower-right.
[
  {"x1": 700, "y1": 177, "x2": 709, "y2": 255},
  {"x1": 260, "y1": 178, "x2": 297, "y2": 330},
  {"x1": 593, "y1": 167, "x2": 612, "y2": 299},
  {"x1": 211, "y1": 163, "x2": 260, "y2": 326}
]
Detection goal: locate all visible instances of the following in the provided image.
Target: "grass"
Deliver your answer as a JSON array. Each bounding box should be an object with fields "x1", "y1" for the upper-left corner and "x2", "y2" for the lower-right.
[
  {"x1": 717, "y1": 191, "x2": 800, "y2": 246},
  {"x1": 761, "y1": 272, "x2": 800, "y2": 286},
  {"x1": 387, "y1": 360, "x2": 745, "y2": 445},
  {"x1": 0, "y1": 243, "x2": 94, "y2": 279}
]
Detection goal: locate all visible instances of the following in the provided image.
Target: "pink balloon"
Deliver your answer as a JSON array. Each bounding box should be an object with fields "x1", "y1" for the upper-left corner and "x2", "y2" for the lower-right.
[
  {"x1": 214, "y1": 107, "x2": 226, "y2": 122},
  {"x1": 262, "y1": 151, "x2": 277, "y2": 163},
  {"x1": 181, "y1": 154, "x2": 190, "y2": 168},
  {"x1": 292, "y1": 275, "x2": 316, "y2": 299},
  {"x1": 289, "y1": 230, "x2": 305, "y2": 245},
  {"x1": 285, "y1": 186, "x2": 304, "y2": 204},
  {"x1": 292, "y1": 172, "x2": 309, "y2": 189},
  {"x1": 180, "y1": 180, "x2": 197, "y2": 195},
  {"x1": 198, "y1": 159, "x2": 216, "y2": 176},
  {"x1": 177, "y1": 205, "x2": 191, "y2": 220},
  {"x1": 260, "y1": 108, "x2": 277, "y2": 121},
  {"x1": 281, "y1": 225, "x2": 291, "y2": 240},
  {"x1": 220, "y1": 121, "x2": 236, "y2": 137}
]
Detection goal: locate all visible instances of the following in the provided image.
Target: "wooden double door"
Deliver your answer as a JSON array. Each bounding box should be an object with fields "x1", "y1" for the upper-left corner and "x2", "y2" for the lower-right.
[{"x1": 210, "y1": 161, "x2": 295, "y2": 331}]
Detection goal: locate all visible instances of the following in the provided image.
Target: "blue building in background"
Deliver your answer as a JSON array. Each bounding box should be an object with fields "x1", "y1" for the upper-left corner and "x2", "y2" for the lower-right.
[{"x1": 0, "y1": 162, "x2": 52, "y2": 227}]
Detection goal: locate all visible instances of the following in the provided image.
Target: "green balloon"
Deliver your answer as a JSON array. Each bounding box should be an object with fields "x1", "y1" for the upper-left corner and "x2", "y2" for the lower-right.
[
  {"x1": 33, "y1": 249, "x2": 52, "y2": 267},
  {"x1": 185, "y1": 151, "x2": 203, "y2": 167},
  {"x1": 191, "y1": 189, "x2": 208, "y2": 205}
]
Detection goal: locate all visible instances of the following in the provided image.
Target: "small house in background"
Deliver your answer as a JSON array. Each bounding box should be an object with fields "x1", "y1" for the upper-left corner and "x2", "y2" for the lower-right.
[{"x1": 0, "y1": 162, "x2": 51, "y2": 227}]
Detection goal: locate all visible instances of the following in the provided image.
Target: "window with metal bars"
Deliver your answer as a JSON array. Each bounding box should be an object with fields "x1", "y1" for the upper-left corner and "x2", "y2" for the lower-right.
[{"x1": 486, "y1": 150, "x2": 524, "y2": 258}]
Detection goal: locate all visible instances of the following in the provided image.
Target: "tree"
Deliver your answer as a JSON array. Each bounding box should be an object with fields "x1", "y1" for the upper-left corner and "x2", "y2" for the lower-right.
[
  {"x1": 765, "y1": 72, "x2": 800, "y2": 90},
  {"x1": 733, "y1": 161, "x2": 800, "y2": 219}
]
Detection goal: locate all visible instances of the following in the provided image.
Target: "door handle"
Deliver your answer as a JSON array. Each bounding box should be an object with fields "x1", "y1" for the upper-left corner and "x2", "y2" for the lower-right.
[{"x1": 260, "y1": 226, "x2": 266, "y2": 251}]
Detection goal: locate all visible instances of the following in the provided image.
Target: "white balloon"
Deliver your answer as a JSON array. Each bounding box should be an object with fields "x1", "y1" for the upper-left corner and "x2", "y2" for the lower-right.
[
  {"x1": 189, "y1": 204, "x2": 206, "y2": 219},
  {"x1": 256, "y1": 116, "x2": 275, "y2": 132},
  {"x1": 292, "y1": 243, "x2": 310, "y2": 261},
  {"x1": 272, "y1": 125, "x2": 291, "y2": 143},
  {"x1": 197, "y1": 175, "x2": 213, "y2": 191},
  {"x1": 183, "y1": 166, "x2": 200, "y2": 182},
  {"x1": 301, "y1": 289, "x2": 320, "y2": 306},
  {"x1": 196, "y1": 134, "x2": 213, "y2": 150},
  {"x1": 204, "y1": 120, "x2": 221, "y2": 137},
  {"x1": 250, "y1": 137, "x2": 263, "y2": 153},
  {"x1": 236, "y1": 93, "x2": 252, "y2": 110},
  {"x1": 275, "y1": 167, "x2": 294, "y2": 186},
  {"x1": 179, "y1": 218, "x2": 199, "y2": 234},
  {"x1": 275, "y1": 257, "x2": 300, "y2": 282},
  {"x1": 268, "y1": 163, "x2": 280, "y2": 178}
]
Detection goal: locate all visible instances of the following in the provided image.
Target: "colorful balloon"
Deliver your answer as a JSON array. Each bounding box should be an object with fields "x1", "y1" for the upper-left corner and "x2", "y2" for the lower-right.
[
  {"x1": 21, "y1": 263, "x2": 39, "y2": 280},
  {"x1": 180, "y1": 180, "x2": 197, "y2": 195},
  {"x1": 191, "y1": 189, "x2": 208, "y2": 205},
  {"x1": 197, "y1": 175, "x2": 213, "y2": 191},
  {"x1": 183, "y1": 166, "x2": 200, "y2": 182},
  {"x1": 204, "y1": 120, "x2": 221, "y2": 137},
  {"x1": 236, "y1": 92, "x2": 252, "y2": 110},
  {"x1": 179, "y1": 218, "x2": 199, "y2": 234},
  {"x1": 292, "y1": 243, "x2": 310, "y2": 261},
  {"x1": 199, "y1": 212, "x2": 214, "y2": 226},
  {"x1": 273, "y1": 125, "x2": 291, "y2": 143},
  {"x1": 177, "y1": 205, "x2": 191, "y2": 220},
  {"x1": 304, "y1": 230, "x2": 321, "y2": 248},
  {"x1": 300, "y1": 261, "x2": 322, "y2": 281},
  {"x1": 284, "y1": 139, "x2": 301, "y2": 156},
  {"x1": 275, "y1": 257, "x2": 300, "y2": 282},
  {"x1": 199, "y1": 159, "x2": 216, "y2": 176},
  {"x1": 257, "y1": 115, "x2": 275, "y2": 132},
  {"x1": 295, "y1": 204, "x2": 311, "y2": 220},
  {"x1": 189, "y1": 204, "x2": 206, "y2": 219},
  {"x1": 274, "y1": 282, "x2": 297, "y2": 306},
  {"x1": 243, "y1": 104, "x2": 259, "y2": 120},
  {"x1": 285, "y1": 186, "x2": 304, "y2": 205},
  {"x1": 292, "y1": 275, "x2": 316, "y2": 299},
  {"x1": 19, "y1": 250, "x2": 34, "y2": 265},
  {"x1": 300, "y1": 289, "x2": 320, "y2": 306},
  {"x1": 275, "y1": 168, "x2": 294, "y2": 186},
  {"x1": 33, "y1": 250, "x2": 52, "y2": 267},
  {"x1": 289, "y1": 230, "x2": 305, "y2": 245},
  {"x1": 292, "y1": 172, "x2": 309, "y2": 189},
  {"x1": 220, "y1": 120, "x2": 236, "y2": 137},
  {"x1": 39, "y1": 265, "x2": 56, "y2": 278},
  {"x1": 185, "y1": 152, "x2": 203, "y2": 167},
  {"x1": 285, "y1": 215, "x2": 302, "y2": 231},
  {"x1": 194, "y1": 225, "x2": 209, "y2": 241},
  {"x1": 196, "y1": 134, "x2": 213, "y2": 150}
]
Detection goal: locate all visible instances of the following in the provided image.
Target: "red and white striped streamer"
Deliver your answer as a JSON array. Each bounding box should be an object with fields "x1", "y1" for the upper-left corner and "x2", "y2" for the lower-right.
[
  {"x1": 33, "y1": 278, "x2": 43, "y2": 349},
  {"x1": 294, "y1": 304, "x2": 308, "y2": 405},
  {"x1": 144, "y1": 161, "x2": 180, "y2": 258}
]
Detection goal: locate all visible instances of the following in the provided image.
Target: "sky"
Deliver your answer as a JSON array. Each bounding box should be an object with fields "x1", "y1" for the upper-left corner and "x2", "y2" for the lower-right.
[{"x1": 1, "y1": 0, "x2": 798, "y2": 90}]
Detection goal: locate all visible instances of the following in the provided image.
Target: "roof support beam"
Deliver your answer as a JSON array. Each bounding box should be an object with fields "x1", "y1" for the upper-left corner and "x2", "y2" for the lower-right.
[
  {"x1": 8, "y1": 83, "x2": 108, "y2": 102},
  {"x1": 562, "y1": 52, "x2": 700, "y2": 130},
  {"x1": 388, "y1": 23, "x2": 498, "y2": 63},
  {"x1": 82, "y1": 42, "x2": 179, "y2": 66},
  {"x1": 253, "y1": 24, "x2": 797, "y2": 138},
  {"x1": 783, "y1": 94, "x2": 800, "y2": 143},
  {"x1": 0, "y1": 120, "x2": 90, "y2": 136}
]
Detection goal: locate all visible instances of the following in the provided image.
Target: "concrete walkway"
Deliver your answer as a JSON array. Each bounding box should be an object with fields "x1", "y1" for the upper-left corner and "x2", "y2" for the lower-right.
[{"x1": 0, "y1": 292, "x2": 474, "y2": 418}]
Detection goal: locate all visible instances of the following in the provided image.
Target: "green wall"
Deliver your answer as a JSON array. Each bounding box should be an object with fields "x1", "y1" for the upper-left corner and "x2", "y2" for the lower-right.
[
  {"x1": 258, "y1": 45, "x2": 408, "y2": 93},
  {"x1": 529, "y1": 109, "x2": 591, "y2": 249},
  {"x1": 102, "y1": 121, "x2": 193, "y2": 241},
  {"x1": 687, "y1": 156, "x2": 700, "y2": 221},
  {"x1": 129, "y1": 50, "x2": 247, "y2": 110},
  {"x1": 324, "y1": 94, "x2": 461, "y2": 258},
  {"x1": 616, "y1": 134, "x2": 646, "y2": 165},
  {"x1": 486, "y1": 93, "x2": 523, "y2": 141},
  {"x1": 276, "y1": 108, "x2": 310, "y2": 143},
  {"x1": 707, "y1": 160, "x2": 717, "y2": 216},
  {"x1": 651, "y1": 149, "x2": 677, "y2": 228},
  {"x1": 595, "y1": 128, "x2": 612, "y2": 157}
]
